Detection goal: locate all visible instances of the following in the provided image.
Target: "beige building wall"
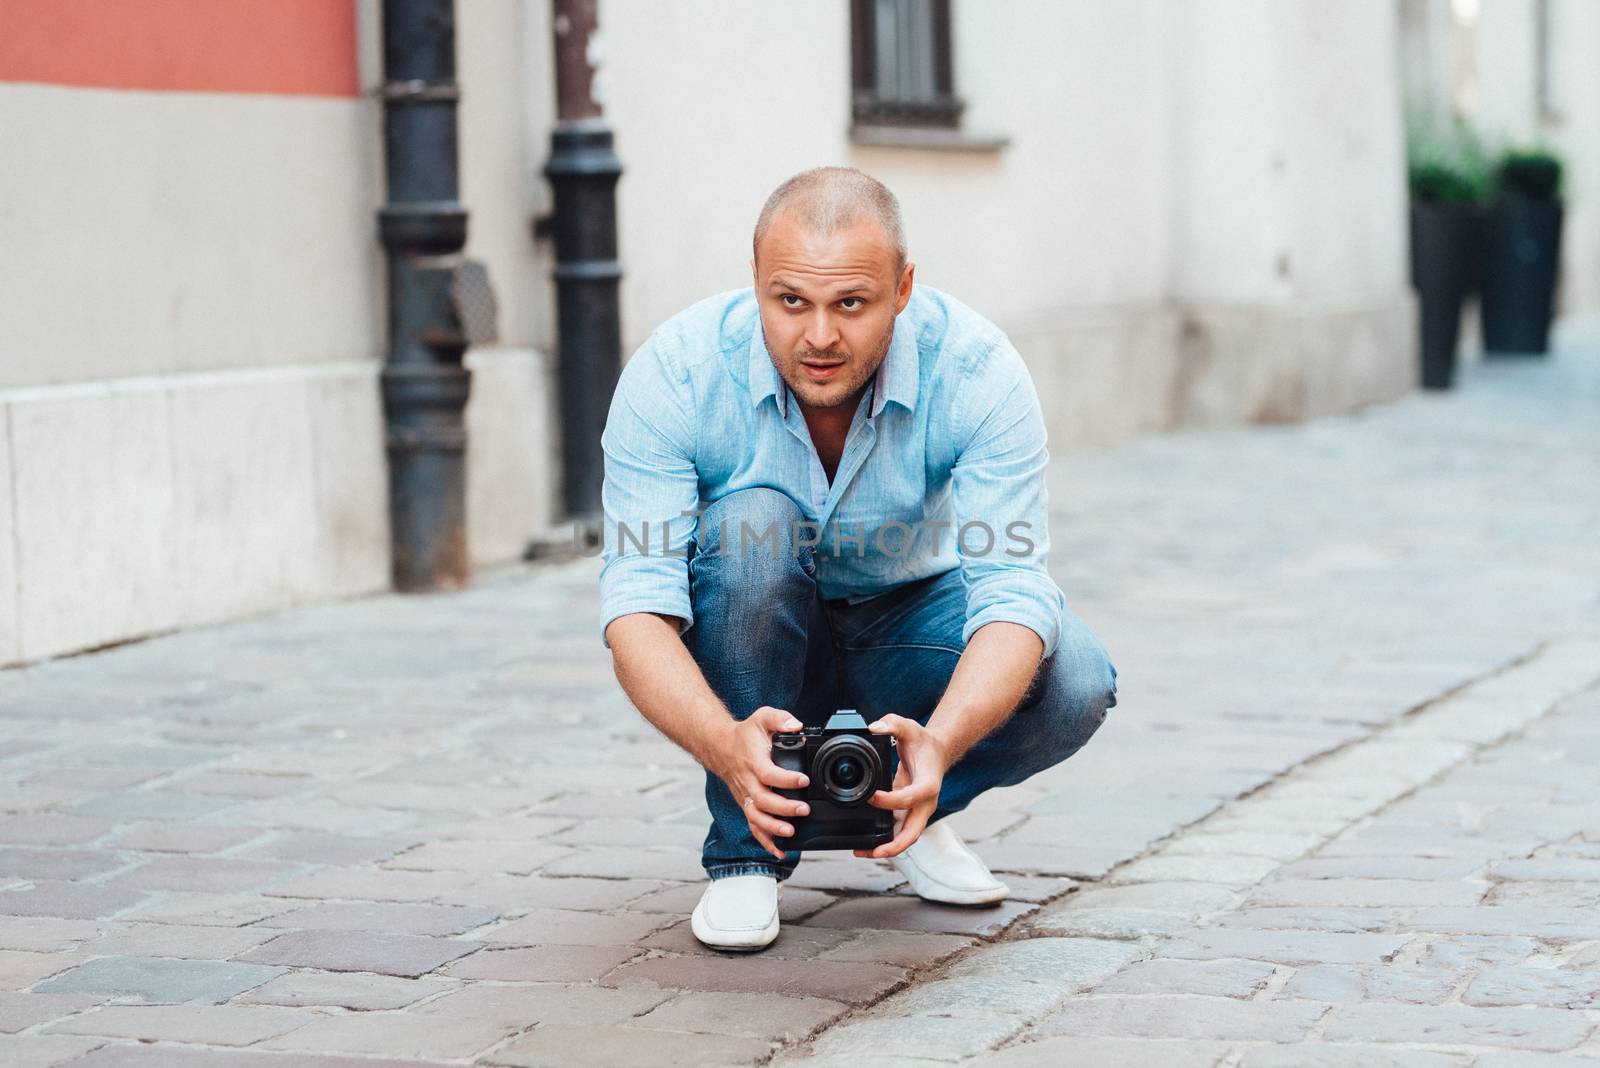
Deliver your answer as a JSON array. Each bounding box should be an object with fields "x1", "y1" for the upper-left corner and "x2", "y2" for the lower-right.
[
  {"x1": 1167, "y1": 0, "x2": 1415, "y2": 425},
  {"x1": 603, "y1": 0, "x2": 1416, "y2": 442},
  {"x1": 14, "y1": 0, "x2": 1589, "y2": 667},
  {"x1": 456, "y1": 0, "x2": 560, "y2": 565},
  {"x1": 0, "y1": 0, "x2": 560, "y2": 666}
]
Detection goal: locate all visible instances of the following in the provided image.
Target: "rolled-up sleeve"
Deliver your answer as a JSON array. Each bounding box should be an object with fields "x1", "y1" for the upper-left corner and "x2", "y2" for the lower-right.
[
  {"x1": 597, "y1": 334, "x2": 701, "y2": 649},
  {"x1": 950, "y1": 337, "x2": 1066, "y2": 659}
]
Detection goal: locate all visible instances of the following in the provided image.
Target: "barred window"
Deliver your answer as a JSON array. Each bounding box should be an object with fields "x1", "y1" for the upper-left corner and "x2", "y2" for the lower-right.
[{"x1": 851, "y1": 0, "x2": 964, "y2": 129}]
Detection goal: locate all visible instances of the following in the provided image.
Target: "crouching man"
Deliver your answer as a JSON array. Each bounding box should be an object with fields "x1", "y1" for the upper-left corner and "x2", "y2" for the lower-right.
[{"x1": 599, "y1": 167, "x2": 1117, "y2": 950}]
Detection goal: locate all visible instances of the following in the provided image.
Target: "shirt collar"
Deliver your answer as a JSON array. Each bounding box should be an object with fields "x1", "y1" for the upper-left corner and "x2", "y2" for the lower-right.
[
  {"x1": 748, "y1": 326, "x2": 789, "y2": 416},
  {"x1": 871, "y1": 313, "x2": 920, "y2": 418},
  {"x1": 747, "y1": 312, "x2": 920, "y2": 420}
]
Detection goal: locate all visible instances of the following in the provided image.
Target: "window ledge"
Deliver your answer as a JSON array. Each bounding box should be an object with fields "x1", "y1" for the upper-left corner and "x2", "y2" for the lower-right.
[{"x1": 849, "y1": 125, "x2": 1010, "y2": 152}]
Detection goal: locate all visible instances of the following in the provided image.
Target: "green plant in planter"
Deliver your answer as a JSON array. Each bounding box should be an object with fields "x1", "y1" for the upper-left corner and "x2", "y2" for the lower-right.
[
  {"x1": 1407, "y1": 121, "x2": 1491, "y2": 205},
  {"x1": 1496, "y1": 148, "x2": 1562, "y2": 201},
  {"x1": 1406, "y1": 119, "x2": 1489, "y2": 388},
  {"x1": 1482, "y1": 146, "x2": 1565, "y2": 354}
]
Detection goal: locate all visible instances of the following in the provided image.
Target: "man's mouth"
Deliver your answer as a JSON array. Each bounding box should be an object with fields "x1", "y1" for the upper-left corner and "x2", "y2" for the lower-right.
[{"x1": 800, "y1": 361, "x2": 844, "y2": 381}]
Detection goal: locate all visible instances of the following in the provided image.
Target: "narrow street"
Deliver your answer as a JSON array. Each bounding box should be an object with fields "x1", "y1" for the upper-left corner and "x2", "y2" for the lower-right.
[{"x1": 1, "y1": 332, "x2": 1597, "y2": 1067}]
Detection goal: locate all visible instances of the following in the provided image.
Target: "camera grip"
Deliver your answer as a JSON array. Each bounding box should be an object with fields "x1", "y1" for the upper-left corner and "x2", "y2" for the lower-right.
[{"x1": 770, "y1": 739, "x2": 807, "y2": 804}]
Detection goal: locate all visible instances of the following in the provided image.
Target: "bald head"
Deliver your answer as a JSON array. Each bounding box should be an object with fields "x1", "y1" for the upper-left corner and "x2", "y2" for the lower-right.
[{"x1": 753, "y1": 167, "x2": 906, "y2": 272}]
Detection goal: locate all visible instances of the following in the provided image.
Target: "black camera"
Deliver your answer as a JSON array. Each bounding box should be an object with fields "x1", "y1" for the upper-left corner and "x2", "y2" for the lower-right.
[{"x1": 771, "y1": 709, "x2": 896, "y2": 851}]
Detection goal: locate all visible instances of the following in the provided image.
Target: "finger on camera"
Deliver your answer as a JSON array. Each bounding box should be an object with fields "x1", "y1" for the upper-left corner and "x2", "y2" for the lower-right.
[
  {"x1": 742, "y1": 792, "x2": 798, "y2": 833},
  {"x1": 750, "y1": 808, "x2": 795, "y2": 839},
  {"x1": 757, "y1": 762, "x2": 809, "y2": 791},
  {"x1": 869, "y1": 785, "x2": 926, "y2": 810},
  {"x1": 744, "y1": 784, "x2": 798, "y2": 816},
  {"x1": 753, "y1": 706, "x2": 804, "y2": 733}
]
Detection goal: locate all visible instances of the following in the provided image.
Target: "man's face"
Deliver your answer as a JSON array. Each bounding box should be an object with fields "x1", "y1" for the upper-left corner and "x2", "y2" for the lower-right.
[{"x1": 753, "y1": 212, "x2": 914, "y2": 411}]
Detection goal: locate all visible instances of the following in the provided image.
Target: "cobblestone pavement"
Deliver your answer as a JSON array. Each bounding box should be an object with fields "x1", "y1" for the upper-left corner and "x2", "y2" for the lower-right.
[{"x1": 0, "y1": 333, "x2": 1597, "y2": 1067}]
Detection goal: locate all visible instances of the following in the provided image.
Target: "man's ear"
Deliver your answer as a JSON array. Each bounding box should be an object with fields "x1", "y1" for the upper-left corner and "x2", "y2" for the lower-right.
[
  {"x1": 895, "y1": 261, "x2": 915, "y2": 314},
  {"x1": 749, "y1": 256, "x2": 757, "y2": 282}
]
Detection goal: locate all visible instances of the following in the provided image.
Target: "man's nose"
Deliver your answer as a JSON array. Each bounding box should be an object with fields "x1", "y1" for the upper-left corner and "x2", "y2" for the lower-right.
[{"x1": 803, "y1": 308, "x2": 841, "y2": 353}]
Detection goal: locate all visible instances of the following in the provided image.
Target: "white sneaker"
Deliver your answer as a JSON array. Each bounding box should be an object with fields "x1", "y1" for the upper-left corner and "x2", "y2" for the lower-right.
[
  {"x1": 890, "y1": 821, "x2": 1010, "y2": 905},
  {"x1": 689, "y1": 874, "x2": 780, "y2": 950}
]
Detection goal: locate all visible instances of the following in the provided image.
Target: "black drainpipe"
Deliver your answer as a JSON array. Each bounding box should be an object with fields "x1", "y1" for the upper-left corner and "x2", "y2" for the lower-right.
[
  {"x1": 544, "y1": 0, "x2": 622, "y2": 530},
  {"x1": 378, "y1": 0, "x2": 472, "y2": 590}
]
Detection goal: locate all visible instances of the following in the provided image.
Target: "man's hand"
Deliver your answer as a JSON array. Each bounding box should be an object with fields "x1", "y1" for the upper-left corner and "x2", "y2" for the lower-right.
[
  {"x1": 854, "y1": 714, "x2": 951, "y2": 860},
  {"x1": 709, "y1": 706, "x2": 812, "y2": 861}
]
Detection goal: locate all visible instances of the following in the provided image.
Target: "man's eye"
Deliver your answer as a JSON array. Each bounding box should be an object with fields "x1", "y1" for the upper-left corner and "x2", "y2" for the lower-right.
[
  {"x1": 839, "y1": 298, "x2": 863, "y2": 310},
  {"x1": 780, "y1": 295, "x2": 805, "y2": 309}
]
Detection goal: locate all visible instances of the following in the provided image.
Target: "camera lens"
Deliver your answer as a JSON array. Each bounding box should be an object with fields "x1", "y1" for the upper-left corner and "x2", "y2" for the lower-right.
[
  {"x1": 815, "y1": 735, "x2": 880, "y2": 805},
  {"x1": 833, "y1": 759, "x2": 863, "y2": 788}
]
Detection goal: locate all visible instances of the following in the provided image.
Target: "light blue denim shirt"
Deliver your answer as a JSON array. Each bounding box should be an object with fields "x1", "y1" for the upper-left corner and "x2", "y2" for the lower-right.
[{"x1": 597, "y1": 283, "x2": 1066, "y2": 658}]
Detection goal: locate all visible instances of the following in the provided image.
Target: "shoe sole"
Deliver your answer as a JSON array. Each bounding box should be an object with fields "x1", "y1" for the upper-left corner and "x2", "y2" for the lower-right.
[{"x1": 909, "y1": 883, "x2": 1011, "y2": 906}]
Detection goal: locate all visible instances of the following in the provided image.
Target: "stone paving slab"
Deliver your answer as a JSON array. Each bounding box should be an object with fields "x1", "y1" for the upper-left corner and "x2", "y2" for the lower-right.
[
  {"x1": 0, "y1": 1035, "x2": 108, "y2": 1068},
  {"x1": 34, "y1": 956, "x2": 285, "y2": 1004},
  {"x1": 0, "y1": 344, "x2": 1595, "y2": 1064},
  {"x1": 631, "y1": 990, "x2": 848, "y2": 1042},
  {"x1": 607, "y1": 953, "x2": 908, "y2": 1002},
  {"x1": 40, "y1": 1003, "x2": 308, "y2": 1045},
  {"x1": 60, "y1": 1047, "x2": 457, "y2": 1067},
  {"x1": 249, "y1": 1009, "x2": 524, "y2": 1060},
  {"x1": 236, "y1": 930, "x2": 479, "y2": 978},
  {"x1": 232, "y1": 969, "x2": 456, "y2": 1010},
  {"x1": 1034, "y1": 996, "x2": 1329, "y2": 1042},
  {"x1": 0, "y1": 990, "x2": 102, "y2": 1032},
  {"x1": 482, "y1": 1023, "x2": 772, "y2": 1068}
]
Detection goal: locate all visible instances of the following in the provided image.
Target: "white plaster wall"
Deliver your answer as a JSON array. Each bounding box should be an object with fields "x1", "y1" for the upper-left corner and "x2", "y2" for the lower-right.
[
  {"x1": 0, "y1": 408, "x2": 19, "y2": 666},
  {"x1": 0, "y1": 348, "x2": 553, "y2": 667},
  {"x1": 1171, "y1": 0, "x2": 1408, "y2": 308},
  {"x1": 1279, "y1": 2, "x2": 1410, "y2": 303},
  {"x1": 1169, "y1": 0, "x2": 1289, "y2": 306},
  {"x1": 600, "y1": 0, "x2": 851, "y2": 351},
  {"x1": 595, "y1": 0, "x2": 1423, "y2": 440},
  {"x1": 1473, "y1": 0, "x2": 1540, "y2": 144},
  {"x1": 600, "y1": 0, "x2": 1172, "y2": 351},
  {"x1": 1161, "y1": 1, "x2": 1415, "y2": 424},
  {"x1": 307, "y1": 369, "x2": 392, "y2": 596},
  {"x1": 1548, "y1": 0, "x2": 1600, "y2": 314},
  {"x1": 459, "y1": 0, "x2": 554, "y2": 352},
  {"x1": 0, "y1": 84, "x2": 382, "y2": 388},
  {"x1": 867, "y1": 0, "x2": 1174, "y2": 322},
  {"x1": 465, "y1": 347, "x2": 558, "y2": 564},
  {"x1": 0, "y1": 366, "x2": 390, "y2": 665},
  {"x1": 8, "y1": 384, "x2": 181, "y2": 660},
  {"x1": 1398, "y1": 0, "x2": 1453, "y2": 117},
  {"x1": 0, "y1": 0, "x2": 567, "y2": 667},
  {"x1": 458, "y1": 0, "x2": 562, "y2": 551}
]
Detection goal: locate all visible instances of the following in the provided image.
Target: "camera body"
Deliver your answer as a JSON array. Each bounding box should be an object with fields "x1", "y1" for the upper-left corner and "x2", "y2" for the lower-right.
[{"x1": 771, "y1": 709, "x2": 896, "y2": 851}]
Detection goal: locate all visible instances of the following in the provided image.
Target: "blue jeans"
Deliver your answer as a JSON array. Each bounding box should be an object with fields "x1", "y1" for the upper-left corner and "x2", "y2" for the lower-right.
[{"x1": 683, "y1": 487, "x2": 1117, "y2": 881}]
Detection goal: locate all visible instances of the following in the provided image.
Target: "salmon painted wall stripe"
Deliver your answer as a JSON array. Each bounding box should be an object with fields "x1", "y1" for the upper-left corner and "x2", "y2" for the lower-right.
[{"x1": 0, "y1": 0, "x2": 360, "y2": 98}]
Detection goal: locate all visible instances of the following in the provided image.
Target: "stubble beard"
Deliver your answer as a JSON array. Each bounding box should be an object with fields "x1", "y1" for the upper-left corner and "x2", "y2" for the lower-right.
[{"x1": 775, "y1": 321, "x2": 895, "y2": 411}]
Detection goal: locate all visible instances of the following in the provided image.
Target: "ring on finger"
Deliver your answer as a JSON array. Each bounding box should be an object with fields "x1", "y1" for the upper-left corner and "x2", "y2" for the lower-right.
[{"x1": 743, "y1": 797, "x2": 755, "y2": 810}]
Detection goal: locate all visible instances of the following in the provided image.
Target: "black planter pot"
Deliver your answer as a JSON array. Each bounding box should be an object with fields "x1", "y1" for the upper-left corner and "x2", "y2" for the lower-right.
[
  {"x1": 1480, "y1": 197, "x2": 1563, "y2": 355},
  {"x1": 1409, "y1": 201, "x2": 1483, "y2": 390}
]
